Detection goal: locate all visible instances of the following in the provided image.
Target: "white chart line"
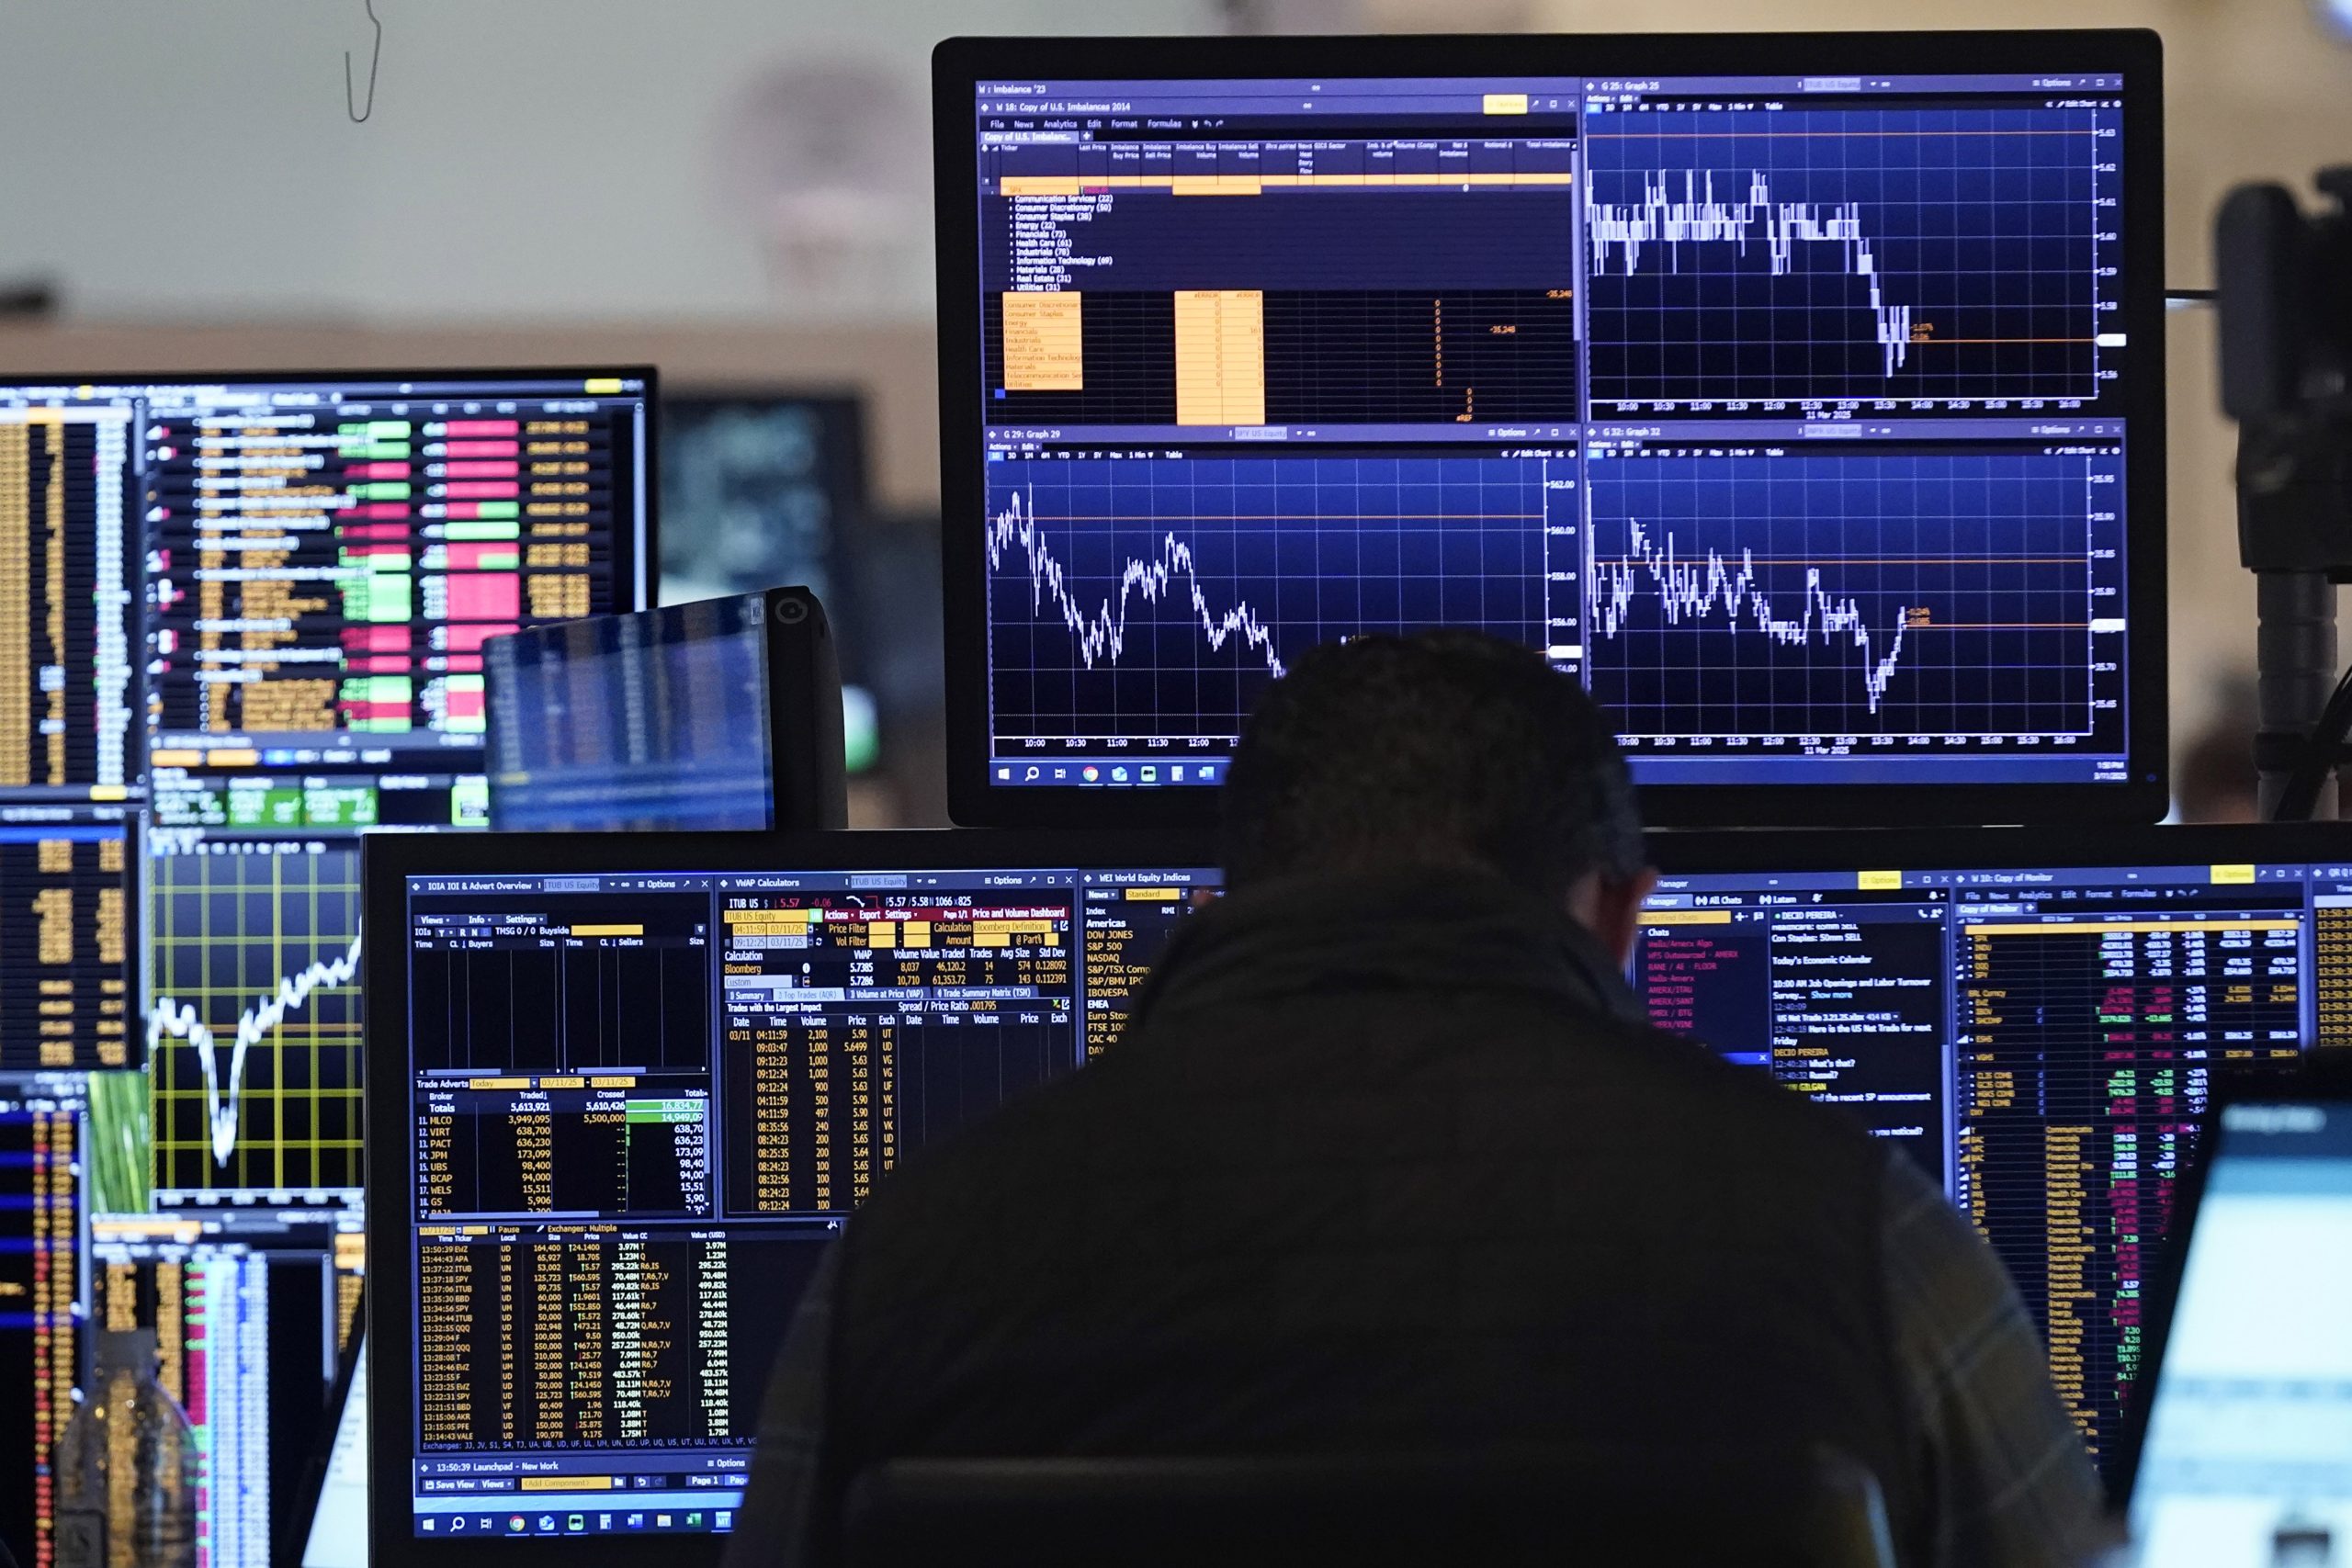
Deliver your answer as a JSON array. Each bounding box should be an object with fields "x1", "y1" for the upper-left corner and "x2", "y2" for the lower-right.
[
  {"x1": 1587, "y1": 168, "x2": 1916, "y2": 378},
  {"x1": 1592, "y1": 514, "x2": 1911, "y2": 714},
  {"x1": 988, "y1": 484, "x2": 1287, "y2": 676},
  {"x1": 147, "y1": 929, "x2": 364, "y2": 1168}
]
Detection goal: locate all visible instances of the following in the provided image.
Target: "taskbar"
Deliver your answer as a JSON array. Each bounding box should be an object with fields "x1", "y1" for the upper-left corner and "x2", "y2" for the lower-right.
[
  {"x1": 414, "y1": 1503, "x2": 736, "y2": 1538},
  {"x1": 989, "y1": 751, "x2": 2132, "y2": 788}
]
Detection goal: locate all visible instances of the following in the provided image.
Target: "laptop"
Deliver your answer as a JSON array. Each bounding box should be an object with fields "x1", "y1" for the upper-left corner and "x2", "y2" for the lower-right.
[{"x1": 2120, "y1": 1090, "x2": 2352, "y2": 1565}]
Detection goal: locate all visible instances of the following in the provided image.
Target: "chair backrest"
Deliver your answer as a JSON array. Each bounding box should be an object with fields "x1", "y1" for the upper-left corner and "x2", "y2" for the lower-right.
[{"x1": 842, "y1": 1448, "x2": 1898, "y2": 1568}]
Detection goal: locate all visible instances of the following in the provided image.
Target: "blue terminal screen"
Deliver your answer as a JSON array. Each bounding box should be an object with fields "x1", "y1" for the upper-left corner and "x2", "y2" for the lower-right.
[
  {"x1": 396, "y1": 838, "x2": 2352, "y2": 1538},
  {"x1": 970, "y1": 69, "x2": 2136, "y2": 791},
  {"x1": 484, "y1": 596, "x2": 776, "y2": 833}
]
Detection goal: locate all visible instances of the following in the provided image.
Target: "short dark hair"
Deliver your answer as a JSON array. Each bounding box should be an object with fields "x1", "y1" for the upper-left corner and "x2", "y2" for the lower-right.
[{"x1": 1220, "y1": 631, "x2": 1645, "y2": 900}]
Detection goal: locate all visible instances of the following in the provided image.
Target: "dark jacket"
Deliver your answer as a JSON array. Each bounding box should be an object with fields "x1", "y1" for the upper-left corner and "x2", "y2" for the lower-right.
[{"x1": 814, "y1": 868, "x2": 1923, "y2": 1545}]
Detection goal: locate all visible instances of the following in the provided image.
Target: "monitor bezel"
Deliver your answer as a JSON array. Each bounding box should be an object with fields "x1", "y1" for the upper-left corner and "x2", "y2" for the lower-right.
[
  {"x1": 361, "y1": 826, "x2": 1221, "y2": 1568},
  {"x1": 0, "y1": 365, "x2": 661, "y2": 615},
  {"x1": 932, "y1": 29, "x2": 2169, "y2": 829}
]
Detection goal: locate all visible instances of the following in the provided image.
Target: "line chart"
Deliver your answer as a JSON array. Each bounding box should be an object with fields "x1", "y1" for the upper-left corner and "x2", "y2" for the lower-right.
[
  {"x1": 1580, "y1": 105, "x2": 2119, "y2": 406},
  {"x1": 1584, "y1": 447, "x2": 2115, "y2": 740},
  {"x1": 1589, "y1": 170, "x2": 1917, "y2": 379},
  {"x1": 1594, "y1": 511, "x2": 1912, "y2": 715},
  {"x1": 984, "y1": 454, "x2": 1559, "y2": 746},
  {"x1": 149, "y1": 845, "x2": 364, "y2": 1196}
]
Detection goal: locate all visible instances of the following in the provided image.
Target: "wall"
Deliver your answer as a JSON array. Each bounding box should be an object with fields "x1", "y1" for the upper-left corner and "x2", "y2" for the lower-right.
[
  {"x1": 0, "y1": 0, "x2": 1209, "y2": 322},
  {"x1": 7, "y1": 0, "x2": 2352, "y2": 782}
]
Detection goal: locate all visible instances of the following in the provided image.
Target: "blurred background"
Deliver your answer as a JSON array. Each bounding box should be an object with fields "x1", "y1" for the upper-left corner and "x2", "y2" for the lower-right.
[{"x1": 0, "y1": 0, "x2": 2338, "y2": 823}]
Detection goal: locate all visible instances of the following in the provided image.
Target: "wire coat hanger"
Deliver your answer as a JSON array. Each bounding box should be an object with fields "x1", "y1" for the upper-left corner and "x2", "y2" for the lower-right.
[{"x1": 347, "y1": 0, "x2": 382, "y2": 122}]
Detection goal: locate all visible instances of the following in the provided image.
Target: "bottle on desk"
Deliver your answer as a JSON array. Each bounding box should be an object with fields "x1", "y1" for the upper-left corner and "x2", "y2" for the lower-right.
[{"x1": 52, "y1": 1328, "x2": 198, "y2": 1568}]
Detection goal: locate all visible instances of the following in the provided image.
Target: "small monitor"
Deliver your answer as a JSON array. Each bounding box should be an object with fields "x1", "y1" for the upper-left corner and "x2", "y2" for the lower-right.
[
  {"x1": 2123, "y1": 1097, "x2": 2352, "y2": 1566},
  {"x1": 483, "y1": 588, "x2": 847, "y2": 833},
  {"x1": 932, "y1": 32, "x2": 2167, "y2": 826}
]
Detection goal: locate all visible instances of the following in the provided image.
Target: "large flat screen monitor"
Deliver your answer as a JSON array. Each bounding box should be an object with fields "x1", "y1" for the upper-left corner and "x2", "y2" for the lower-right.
[
  {"x1": 0, "y1": 367, "x2": 665, "y2": 1208},
  {"x1": 932, "y1": 31, "x2": 2166, "y2": 826},
  {"x1": 368, "y1": 820, "x2": 2349, "y2": 1565}
]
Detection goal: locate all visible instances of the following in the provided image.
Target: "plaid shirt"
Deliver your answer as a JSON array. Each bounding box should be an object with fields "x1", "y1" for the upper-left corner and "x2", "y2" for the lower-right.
[{"x1": 726, "y1": 1148, "x2": 2109, "y2": 1568}]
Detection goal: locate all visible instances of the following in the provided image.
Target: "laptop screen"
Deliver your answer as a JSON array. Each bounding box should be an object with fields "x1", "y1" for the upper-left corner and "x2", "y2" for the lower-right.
[{"x1": 2128, "y1": 1100, "x2": 2352, "y2": 1566}]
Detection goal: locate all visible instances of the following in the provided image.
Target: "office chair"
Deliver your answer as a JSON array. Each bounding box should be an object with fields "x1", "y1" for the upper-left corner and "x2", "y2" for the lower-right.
[{"x1": 842, "y1": 1447, "x2": 1898, "y2": 1568}]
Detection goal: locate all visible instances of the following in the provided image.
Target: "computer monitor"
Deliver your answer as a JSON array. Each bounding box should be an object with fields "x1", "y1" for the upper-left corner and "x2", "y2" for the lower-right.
[
  {"x1": 1, "y1": 367, "x2": 668, "y2": 1207},
  {"x1": 367, "y1": 818, "x2": 2325, "y2": 1562},
  {"x1": 658, "y1": 393, "x2": 881, "y2": 777},
  {"x1": 2121, "y1": 1093, "x2": 2352, "y2": 1567},
  {"x1": 657, "y1": 393, "x2": 864, "y2": 616},
  {"x1": 932, "y1": 31, "x2": 2167, "y2": 827},
  {"x1": 483, "y1": 589, "x2": 847, "y2": 834},
  {"x1": 1635, "y1": 822, "x2": 2346, "y2": 1470},
  {"x1": 362, "y1": 828, "x2": 1219, "y2": 1564}
]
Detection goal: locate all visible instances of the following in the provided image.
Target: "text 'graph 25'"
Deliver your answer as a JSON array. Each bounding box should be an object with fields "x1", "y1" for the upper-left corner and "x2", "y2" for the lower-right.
[
  {"x1": 985, "y1": 455, "x2": 1559, "y2": 744},
  {"x1": 1585, "y1": 449, "x2": 2118, "y2": 740},
  {"x1": 1581, "y1": 105, "x2": 2118, "y2": 405},
  {"x1": 149, "y1": 848, "x2": 364, "y2": 1194}
]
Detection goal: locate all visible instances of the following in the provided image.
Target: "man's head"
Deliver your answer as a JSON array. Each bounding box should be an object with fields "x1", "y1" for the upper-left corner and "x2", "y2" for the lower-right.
[{"x1": 1221, "y1": 631, "x2": 1656, "y2": 959}]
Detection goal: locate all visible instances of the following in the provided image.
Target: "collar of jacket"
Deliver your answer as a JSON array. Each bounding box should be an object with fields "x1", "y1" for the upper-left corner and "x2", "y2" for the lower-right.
[{"x1": 1129, "y1": 865, "x2": 1655, "y2": 1033}]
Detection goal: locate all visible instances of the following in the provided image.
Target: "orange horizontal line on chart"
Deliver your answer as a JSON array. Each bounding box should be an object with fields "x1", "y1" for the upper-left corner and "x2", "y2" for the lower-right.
[
  {"x1": 1907, "y1": 622, "x2": 2090, "y2": 629},
  {"x1": 999, "y1": 172, "x2": 1575, "y2": 196},
  {"x1": 1913, "y1": 337, "x2": 2099, "y2": 344}
]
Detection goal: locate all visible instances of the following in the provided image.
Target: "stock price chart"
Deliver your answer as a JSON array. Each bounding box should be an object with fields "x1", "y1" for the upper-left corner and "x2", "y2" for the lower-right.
[
  {"x1": 986, "y1": 451, "x2": 1568, "y2": 750},
  {"x1": 1583, "y1": 442, "x2": 2127, "y2": 752},
  {"x1": 148, "y1": 844, "x2": 363, "y2": 1201},
  {"x1": 1580, "y1": 103, "x2": 2124, "y2": 410}
]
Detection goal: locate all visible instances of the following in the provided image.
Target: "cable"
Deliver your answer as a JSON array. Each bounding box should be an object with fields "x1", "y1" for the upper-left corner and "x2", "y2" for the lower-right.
[{"x1": 2272, "y1": 657, "x2": 2352, "y2": 820}]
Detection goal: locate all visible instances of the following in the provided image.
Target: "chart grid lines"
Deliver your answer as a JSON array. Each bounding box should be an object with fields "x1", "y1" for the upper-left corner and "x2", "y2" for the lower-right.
[
  {"x1": 149, "y1": 846, "x2": 363, "y2": 1197},
  {"x1": 1580, "y1": 105, "x2": 2117, "y2": 405},
  {"x1": 1583, "y1": 449, "x2": 2109, "y2": 739},
  {"x1": 984, "y1": 455, "x2": 1558, "y2": 745}
]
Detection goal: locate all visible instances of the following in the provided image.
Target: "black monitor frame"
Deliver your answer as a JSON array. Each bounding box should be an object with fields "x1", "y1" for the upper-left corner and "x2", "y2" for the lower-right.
[{"x1": 933, "y1": 30, "x2": 2168, "y2": 829}]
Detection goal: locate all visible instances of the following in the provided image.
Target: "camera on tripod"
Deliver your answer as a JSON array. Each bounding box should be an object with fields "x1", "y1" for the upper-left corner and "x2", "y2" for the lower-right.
[{"x1": 2219, "y1": 168, "x2": 2352, "y2": 818}]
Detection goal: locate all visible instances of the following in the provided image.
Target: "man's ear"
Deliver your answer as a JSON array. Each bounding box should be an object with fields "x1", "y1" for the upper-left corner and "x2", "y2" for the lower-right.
[{"x1": 1571, "y1": 867, "x2": 1660, "y2": 966}]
